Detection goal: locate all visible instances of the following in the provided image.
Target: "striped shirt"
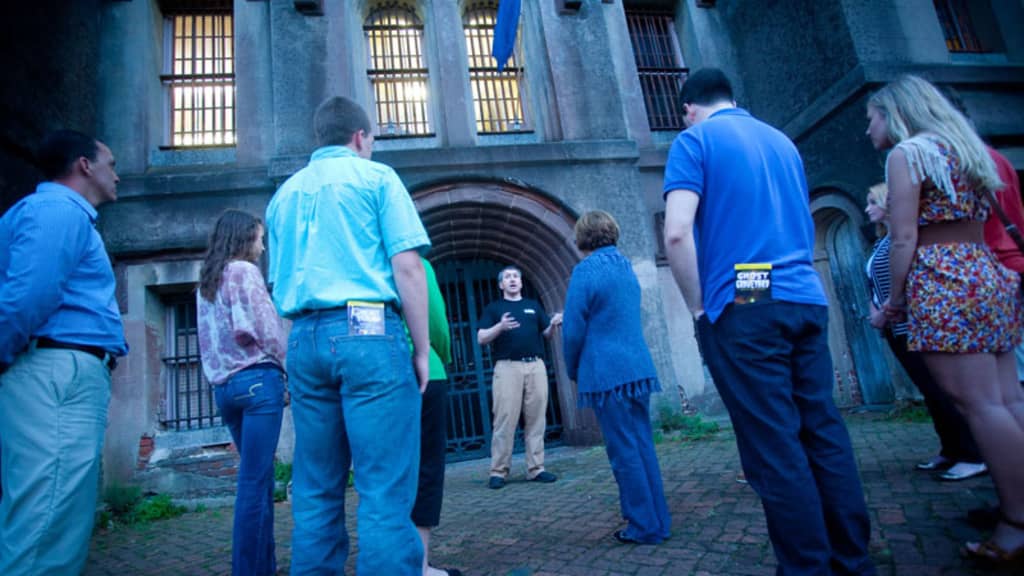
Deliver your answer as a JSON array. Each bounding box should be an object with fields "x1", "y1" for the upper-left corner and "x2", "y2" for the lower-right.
[{"x1": 866, "y1": 235, "x2": 909, "y2": 336}]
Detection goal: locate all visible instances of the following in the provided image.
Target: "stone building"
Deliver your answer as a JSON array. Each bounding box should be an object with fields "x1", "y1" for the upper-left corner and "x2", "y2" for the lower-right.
[{"x1": 3, "y1": 0, "x2": 1023, "y2": 497}]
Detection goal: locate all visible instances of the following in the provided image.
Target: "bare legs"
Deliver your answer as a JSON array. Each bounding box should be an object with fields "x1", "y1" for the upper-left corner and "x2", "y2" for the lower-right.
[{"x1": 923, "y1": 352, "x2": 1024, "y2": 553}]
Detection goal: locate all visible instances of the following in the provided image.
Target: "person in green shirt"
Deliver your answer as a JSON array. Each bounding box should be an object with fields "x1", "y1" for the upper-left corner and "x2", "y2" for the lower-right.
[{"x1": 410, "y1": 258, "x2": 461, "y2": 576}]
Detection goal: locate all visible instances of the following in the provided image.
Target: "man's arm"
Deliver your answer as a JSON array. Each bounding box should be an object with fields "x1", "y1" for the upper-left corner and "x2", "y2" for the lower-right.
[
  {"x1": 392, "y1": 250, "x2": 429, "y2": 391},
  {"x1": 0, "y1": 203, "x2": 88, "y2": 364},
  {"x1": 542, "y1": 312, "x2": 562, "y2": 339},
  {"x1": 478, "y1": 311, "x2": 518, "y2": 345},
  {"x1": 663, "y1": 190, "x2": 704, "y2": 318}
]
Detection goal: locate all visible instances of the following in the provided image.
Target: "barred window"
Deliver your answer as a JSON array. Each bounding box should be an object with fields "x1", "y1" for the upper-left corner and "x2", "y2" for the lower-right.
[
  {"x1": 162, "y1": 294, "x2": 219, "y2": 430},
  {"x1": 160, "y1": 1, "x2": 236, "y2": 147},
  {"x1": 933, "y1": 0, "x2": 1001, "y2": 54},
  {"x1": 364, "y1": 5, "x2": 432, "y2": 138},
  {"x1": 625, "y1": 9, "x2": 688, "y2": 131},
  {"x1": 464, "y1": 3, "x2": 529, "y2": 134}
]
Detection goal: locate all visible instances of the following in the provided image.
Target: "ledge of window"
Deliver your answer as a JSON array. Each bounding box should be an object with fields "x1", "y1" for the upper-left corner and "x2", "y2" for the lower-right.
[
  {"x1": 372, "y1": 133, "x2": 441, "y2": 153},
  {"x1": 149, "y1": 425, "x2": 232, "y2": 461},
  {"x1": 476, "y1": 130, "x2": 538, "y2": 146},
  {"x1": 950, "y1": 51, "x2": 1009, "y2": 65},
  {"x1": 151, "y1": 146, "x2": 237, "y2": 169}
]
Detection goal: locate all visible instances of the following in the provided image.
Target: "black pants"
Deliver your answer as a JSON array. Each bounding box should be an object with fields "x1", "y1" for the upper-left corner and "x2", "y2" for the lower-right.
[
  {"x1": 412, "y1": 379, "x2": 448, "y2": 527},
  {"x1": 884, "y1": 331, "x2": 981, "y2": 463}
]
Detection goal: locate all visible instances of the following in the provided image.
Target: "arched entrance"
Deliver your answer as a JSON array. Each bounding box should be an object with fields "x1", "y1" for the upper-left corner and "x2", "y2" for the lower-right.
[
  {"x1": 412, "y1": 181, "x2": 599, "y2": 462},
  {"x1": 811, "y1": 191, "x2": 896, "y2": 406}
]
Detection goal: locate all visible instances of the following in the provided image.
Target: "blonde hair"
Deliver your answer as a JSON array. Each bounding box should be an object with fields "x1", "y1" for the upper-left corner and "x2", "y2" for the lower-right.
[
  {"x1": 867, "y1": 75, "x2": 1001, "y2": 193},
  {"x1": 867, "y1": 183, "x2": 889, "y2": 238}
]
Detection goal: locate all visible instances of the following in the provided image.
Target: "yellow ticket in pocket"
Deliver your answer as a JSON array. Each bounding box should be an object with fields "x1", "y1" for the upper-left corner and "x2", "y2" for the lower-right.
[
  {"x1": 734, "y1": 263, "x2": 772, "y2": 305},
  {"x1": 348, "y1": 301, "x2": 385, "y2": 335}
]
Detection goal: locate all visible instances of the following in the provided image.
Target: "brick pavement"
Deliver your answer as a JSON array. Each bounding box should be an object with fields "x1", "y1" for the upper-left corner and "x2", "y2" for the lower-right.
[{"x1": 85, "y1": 414, "x2": 1001, "y2": 575}]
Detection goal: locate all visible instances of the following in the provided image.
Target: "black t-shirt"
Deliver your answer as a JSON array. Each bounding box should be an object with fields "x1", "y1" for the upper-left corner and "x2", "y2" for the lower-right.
[{"x1": 478, "y1": 297, "x2": 550, "y2": 360}]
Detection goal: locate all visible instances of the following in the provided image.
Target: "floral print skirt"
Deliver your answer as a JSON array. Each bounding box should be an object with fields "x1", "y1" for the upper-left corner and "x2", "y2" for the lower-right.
[{"x1": 907, "y1": 242, "x2": 1022, "y2": 353}]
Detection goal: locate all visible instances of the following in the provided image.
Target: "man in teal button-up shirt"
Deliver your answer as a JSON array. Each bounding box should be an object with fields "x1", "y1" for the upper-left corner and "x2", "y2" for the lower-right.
[{"x1": 267, "y1": 97, "x2": 431, "y2": 575}]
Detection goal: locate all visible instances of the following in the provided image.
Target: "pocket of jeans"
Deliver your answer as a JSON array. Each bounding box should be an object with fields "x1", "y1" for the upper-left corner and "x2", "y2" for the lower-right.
[{"x1": 328, "y1": 334, "x2": 407, "y2": 392}]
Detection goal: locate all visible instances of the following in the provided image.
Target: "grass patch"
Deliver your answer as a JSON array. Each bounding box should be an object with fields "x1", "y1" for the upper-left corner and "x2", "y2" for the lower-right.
[
  {"x1": 95, "y1": 483, "x2": 187, "y2": 531},
  {"x1": 886, "y1": 403, "x2": 932, "y2": 423},
  {"x1": 274, "y1": 461, "x2": 293, "y2": 502},
  {"x1": 657, "y1": 406, "x2": 721, "y2": 442}
]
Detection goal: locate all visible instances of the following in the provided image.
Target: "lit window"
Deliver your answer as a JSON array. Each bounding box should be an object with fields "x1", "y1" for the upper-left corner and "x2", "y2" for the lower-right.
[
  {"x1": 161, "y1": 5, "x2": 236, "y2": 147},
  {"x1": 463, "y1": 3, "x2": 529, "y2": 134},
  {"x1": 364, "y1": 5, "x2": 432, "y2": 138},
  {"x1": 933, "y1": 0, "x2": 1002, "y2": 54},
  {"x1": 625, "y1": 8, "x2": 688, "y2": 131}
]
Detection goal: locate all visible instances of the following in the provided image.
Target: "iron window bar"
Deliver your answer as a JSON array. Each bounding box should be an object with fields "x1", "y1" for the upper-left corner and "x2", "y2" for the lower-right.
[
  {"x1": 365, "y1": 6, "x2": 434, "y2": 138},
  {"x1": 162, "y1": 296, "x2": 220, "y2": 431},
  {"x1": 933, "y1": 0, "x2": 985, "y2": 53},
  {"x1": 626, "y1": 10, "x2": 688, "y2": 131},
  {"x1": 464, "y1": 4, "x2": 530, "y2": 134}
]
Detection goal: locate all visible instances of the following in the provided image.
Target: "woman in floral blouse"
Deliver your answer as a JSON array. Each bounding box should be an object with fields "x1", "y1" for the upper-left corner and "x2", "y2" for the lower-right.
[{"x1": 197, "y1": 210, "x2": 287, "y2": 576}]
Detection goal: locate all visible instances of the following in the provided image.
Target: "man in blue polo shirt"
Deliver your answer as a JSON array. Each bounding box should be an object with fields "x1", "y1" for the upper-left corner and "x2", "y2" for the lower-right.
[
  {"x1": 663, "y1": 69, "x2": 874, "y2": 575},
  {"x1": 266, "y1": 96, "x2": 430, "y2": 575},
  {"x1": 0, "y1": 130, "x2": 127, "y2": 575}
]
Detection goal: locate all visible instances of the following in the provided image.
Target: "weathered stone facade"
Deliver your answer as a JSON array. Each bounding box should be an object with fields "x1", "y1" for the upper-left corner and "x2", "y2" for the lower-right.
[{"x1": 4, "y1": 0, "x2": 1023, "y2": 496}]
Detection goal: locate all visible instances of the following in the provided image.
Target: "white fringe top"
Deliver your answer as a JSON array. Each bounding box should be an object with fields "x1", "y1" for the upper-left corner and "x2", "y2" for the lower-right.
[{"x1": 887, "y1": 133, "x2": 960, "y2": 204}]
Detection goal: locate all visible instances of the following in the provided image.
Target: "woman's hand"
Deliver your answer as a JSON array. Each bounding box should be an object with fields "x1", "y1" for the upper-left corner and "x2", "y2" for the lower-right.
[
  {"x1": 882, "y1": 295, "x2": 907, "y2": 323},
  {"x1": 868, "y1": 303, "x2": 887, "y2": 330}
]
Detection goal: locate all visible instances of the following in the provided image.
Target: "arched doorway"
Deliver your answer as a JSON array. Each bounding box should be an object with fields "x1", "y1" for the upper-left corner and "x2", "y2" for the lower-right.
[
  {"x1": 412, "y1": 181, "x2": 599, "y2": 462},
  {"x1": 811, "y1": 191, "x2": 895, "y2": 406}
]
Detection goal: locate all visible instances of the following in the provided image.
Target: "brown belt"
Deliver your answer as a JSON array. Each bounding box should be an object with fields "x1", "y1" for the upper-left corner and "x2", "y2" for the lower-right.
[
  {"x1": 917, "y1": 220, "x2": 985, "y2": 246},
  {"x1": 35, "y1": 337, "x2": 118, "y2": 370}
]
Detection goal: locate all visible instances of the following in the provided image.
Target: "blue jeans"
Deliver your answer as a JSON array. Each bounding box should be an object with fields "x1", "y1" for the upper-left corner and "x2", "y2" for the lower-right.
[
  {"x1": 696, "y1": 301, "x2": 875, "y2": 576},
  {"x1": 594, "y1": 393, "x2": 671, "y2": 543},
  {"x1": 0, "y1": 346, "x2": 110, "y2": 576},
  {"x1": 288, "y1": 308, "x2": 422, "y2": 576},
  {"x1": 215, "y1": 363, "x2": 285, "y2": 576}
]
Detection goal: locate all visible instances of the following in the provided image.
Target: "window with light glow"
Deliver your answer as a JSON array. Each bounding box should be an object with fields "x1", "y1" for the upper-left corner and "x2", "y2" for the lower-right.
[
  {"x1": 161, "y1": 6, "x2": 235, "y2": 148},
  {"x1": 364, "y1": 5, "x2": 433, "y2": 138},
  {"x1": 463, "y1": 3, "x2": 529, "y2": 134}
]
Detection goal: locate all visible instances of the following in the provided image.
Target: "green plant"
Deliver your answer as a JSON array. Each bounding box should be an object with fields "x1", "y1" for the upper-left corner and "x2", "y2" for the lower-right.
[
  {"x1": 656, "y1": 406, "x2": 720, "y2": 441},
  {"x1": 132, "y1": 494, "x2": 187, "y2": 523},
  {"x1": 194, "y1": 503, "x2": 207, "y2": 513},
  {"x1": 274, "y1": 461, "x2": 293, "y2": 483},
  {"x1": 103, "y1": 483, "x2": 142, "y2": 519},
  {"x1": 887, "y1": 404, "x2": 932, "y2": 423}
]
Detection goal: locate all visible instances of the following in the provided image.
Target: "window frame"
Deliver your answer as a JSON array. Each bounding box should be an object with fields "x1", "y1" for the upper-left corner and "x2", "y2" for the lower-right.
[
  {"x1": 161, "y1": 291, "x2": 219, "y2": 431},
  {"x1": 463, "y1": 2, "x2": 532, "y2": 135},
  {"x1": 625, "y1": 7, "x2": 689, "y2": 132},
  {"x1": 364, "y1": 3, "x2": 435, "y2": 139}
]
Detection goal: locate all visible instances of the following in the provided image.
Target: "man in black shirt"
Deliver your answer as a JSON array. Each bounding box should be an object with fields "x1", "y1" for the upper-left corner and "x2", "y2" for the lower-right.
[{"x1": 478, "y1": 266, "x2": 562, "y2": 489}]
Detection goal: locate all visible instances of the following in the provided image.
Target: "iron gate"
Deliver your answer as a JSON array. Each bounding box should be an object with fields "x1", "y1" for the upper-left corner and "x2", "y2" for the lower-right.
[{"x1": 436, "y1": 259, "x2": 564, "y2": 462}]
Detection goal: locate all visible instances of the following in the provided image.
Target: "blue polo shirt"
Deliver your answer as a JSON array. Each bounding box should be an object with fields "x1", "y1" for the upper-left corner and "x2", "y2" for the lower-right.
[
  {"x1": 266, "y1": 146, "x2": 430, "y2": 318},
  {"x1": 663, "y1": 108, "x2": 826, "y2": 322},
  {"x1": 0, "y1": 182, "x2": 128, "y2": 364}
]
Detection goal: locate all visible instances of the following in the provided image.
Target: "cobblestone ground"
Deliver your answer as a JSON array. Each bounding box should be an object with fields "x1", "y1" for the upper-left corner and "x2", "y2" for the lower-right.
[{"x1": 85, "y1": 414, "x2": 1002, "y2": 575}]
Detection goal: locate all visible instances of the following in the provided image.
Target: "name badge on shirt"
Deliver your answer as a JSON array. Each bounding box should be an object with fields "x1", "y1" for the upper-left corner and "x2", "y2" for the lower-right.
[
  {"x1": 734, "y1": 263, "x2": 772, "y2": 305},
  {"x1": 348, "y1": 301, "x2": 385, "y2": 336}
]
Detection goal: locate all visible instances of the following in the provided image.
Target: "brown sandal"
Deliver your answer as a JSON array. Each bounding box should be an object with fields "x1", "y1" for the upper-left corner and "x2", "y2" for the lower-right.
[{"x1": 963, "y1": 514, "x2": 1024, "y2": 568}]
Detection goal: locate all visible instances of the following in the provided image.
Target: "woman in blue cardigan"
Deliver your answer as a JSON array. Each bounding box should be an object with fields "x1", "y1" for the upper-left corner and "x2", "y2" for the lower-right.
[{"x1": 562, "y1": 210, "x2": 671, "y2": 544}]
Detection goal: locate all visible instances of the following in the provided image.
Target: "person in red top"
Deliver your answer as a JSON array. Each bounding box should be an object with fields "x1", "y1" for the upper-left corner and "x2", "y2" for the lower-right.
[{"x1": 982, "y1": 147, "x2": 1024, "y2": 384}]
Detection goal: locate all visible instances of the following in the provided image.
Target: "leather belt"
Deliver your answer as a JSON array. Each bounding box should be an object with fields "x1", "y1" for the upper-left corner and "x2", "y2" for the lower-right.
[
  {"x1": 35, "y1": 337, "x2": 118, "y2": 371},
  {"x1": 511, "y1": 356, "x2": 540, "y2": 362}
]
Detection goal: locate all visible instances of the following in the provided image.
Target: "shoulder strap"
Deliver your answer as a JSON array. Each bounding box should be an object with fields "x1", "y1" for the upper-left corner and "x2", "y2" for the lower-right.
[{"x1": 983, "y1": 187, "x2": 1024, "y2": 255}]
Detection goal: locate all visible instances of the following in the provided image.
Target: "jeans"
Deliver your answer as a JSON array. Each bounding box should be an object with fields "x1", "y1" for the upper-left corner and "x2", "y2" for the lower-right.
[
  {"x1": 288, "y1": 308, "x2": 422, "y2": 576},
  {"x1": 0, "y1": 346, "x2": 110, "y2": 576},
  {"x1": 215, "y1": 363, "x2": 285, "y2": 576},
  {"x1": 594, "y1": 393, "x2": 671, "y2": 543},
  {"x1": 696, "y1": 301, "x2": 875, "y2": 576}
]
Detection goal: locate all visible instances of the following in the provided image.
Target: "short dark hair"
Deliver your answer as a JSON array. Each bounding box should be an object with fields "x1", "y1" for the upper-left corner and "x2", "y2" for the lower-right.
[
  {"x1": 679, "y1": 68, "x2": 734, "y2": 107},
  {"x1": 497, "y1": 265, "x2": 521, "y2": 282},
  {"x1": 574, "y1": 210, "x2": 619, "y2": 252},
  {"x1": 314, "y1": 97, "x2": 372, "y2": 146},
  {"x1": 36, "y1": 130, "x2": 99, "y2": 180}
]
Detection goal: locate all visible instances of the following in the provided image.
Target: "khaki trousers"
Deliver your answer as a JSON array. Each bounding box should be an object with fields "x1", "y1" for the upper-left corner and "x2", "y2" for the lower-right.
[{"x1": 489, "y1": 359, "x2": 548, "y2": 479}]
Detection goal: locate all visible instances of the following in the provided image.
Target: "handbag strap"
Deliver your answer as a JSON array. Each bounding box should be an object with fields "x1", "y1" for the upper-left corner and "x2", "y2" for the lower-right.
[{"x1": 983, "y1": 187, "x2": 1024, "y2": 255}]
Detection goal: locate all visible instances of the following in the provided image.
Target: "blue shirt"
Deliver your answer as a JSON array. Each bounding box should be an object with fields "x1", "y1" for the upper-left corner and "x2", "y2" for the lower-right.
[
  {"x1": 663, "y1": 108, "x2": 826, "y2": 322},
  {"x1": 0, "y1": 182, "x2": 128, "y2": 364},
  {"x1": 266, "y1": 146, "x2": 430, "y2": 318}
]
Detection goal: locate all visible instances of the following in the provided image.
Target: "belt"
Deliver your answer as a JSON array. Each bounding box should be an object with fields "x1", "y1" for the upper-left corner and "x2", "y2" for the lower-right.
[
  {"x1": 506, "y1": 356, "x2": 540, "y2": 362},
  {"x1": 35, "y1": 337, "x2": 118, "y2": 371},
  {"x1": 295, "y1": 302, "x2": 400, "y2": 317}
]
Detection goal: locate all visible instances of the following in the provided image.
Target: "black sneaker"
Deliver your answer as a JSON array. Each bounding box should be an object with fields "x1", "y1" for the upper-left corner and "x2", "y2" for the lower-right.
[
  {"x1": 531, "y1": 471, "x2": 557, "y2": 483},
  {"x1": 487, "y1": 476, "x2": 506, "y2": 490}
]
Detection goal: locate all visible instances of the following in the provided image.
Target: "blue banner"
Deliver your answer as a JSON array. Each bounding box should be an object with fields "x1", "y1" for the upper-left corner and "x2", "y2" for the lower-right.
[{"x1": 492, "y1": 0, "x2": 521, "y2": 72}]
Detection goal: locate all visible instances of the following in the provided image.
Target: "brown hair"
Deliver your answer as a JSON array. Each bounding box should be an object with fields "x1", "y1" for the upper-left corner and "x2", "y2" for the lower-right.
[
  {"x1": 574, "y1": 210, "x2": 620, "y2": 252},
  {"x1": 314, "y1": 96, "x2": 372, "y2": 146},
  {"x1": 198, "y1": 210, "x2": 263, "y2": 301}
]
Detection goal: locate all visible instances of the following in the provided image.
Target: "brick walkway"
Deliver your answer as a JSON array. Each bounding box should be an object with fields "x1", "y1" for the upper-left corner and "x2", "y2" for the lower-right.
[{"x1": 85, "y1": 414, "x2": 998, "y2": 575}]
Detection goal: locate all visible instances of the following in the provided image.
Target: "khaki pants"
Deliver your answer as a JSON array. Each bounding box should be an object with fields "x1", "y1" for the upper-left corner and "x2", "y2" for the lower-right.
[{"x1": 489, "y1": 359, "x2": 548, "y2": 479}]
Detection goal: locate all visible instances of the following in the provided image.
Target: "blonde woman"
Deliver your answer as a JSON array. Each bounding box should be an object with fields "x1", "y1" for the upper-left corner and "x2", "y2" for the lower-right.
[{"x1": 867, "y1": 75, "x2": 1024, "y2": 565}]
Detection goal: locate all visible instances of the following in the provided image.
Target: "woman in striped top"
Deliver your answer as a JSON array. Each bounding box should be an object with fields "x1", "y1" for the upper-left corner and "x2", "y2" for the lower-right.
[{"x1": 865, "y1": 183, "x2": 984, "y2": 481}]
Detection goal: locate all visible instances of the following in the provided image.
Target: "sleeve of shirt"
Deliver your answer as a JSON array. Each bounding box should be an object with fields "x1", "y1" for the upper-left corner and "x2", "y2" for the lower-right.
[
  {"x1": 536, "y1": 301, "x2": 551, "y2": 332},
  {"x1": 479, "y1": 302, "x2": 497, "y2": 329},
  {"x1": 227, "y1": 263, "x2": 287, "y2": 363},
  {"x1": 0, "y1": 201, "x2": 91, "y2": 364},
  {"x1": 561, "y1": 268, "x2": 589, "y2": 381},
  {"x1": 424, "y1": 259, "x2": 452, "y2": 365},
  {"x1": 663, "y1": 132, "x2": 705, "y2": 199},
  {"x1": 378, "y1": 167, "x2": 431, "y2": 258}
]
